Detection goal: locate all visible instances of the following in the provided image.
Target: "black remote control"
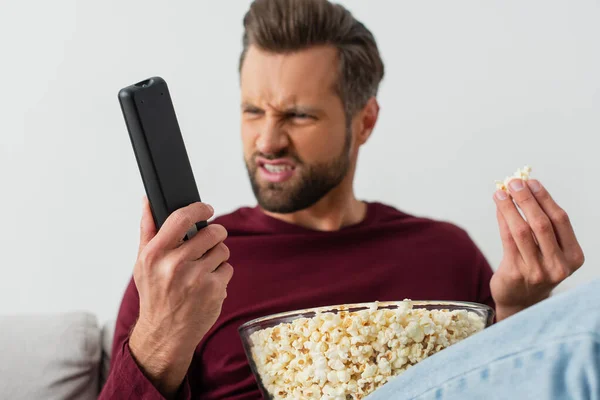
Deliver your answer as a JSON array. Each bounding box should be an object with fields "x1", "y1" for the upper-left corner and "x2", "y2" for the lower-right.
[{"x1": 118, "y1": 76, "x2": 206, "y2": 241}]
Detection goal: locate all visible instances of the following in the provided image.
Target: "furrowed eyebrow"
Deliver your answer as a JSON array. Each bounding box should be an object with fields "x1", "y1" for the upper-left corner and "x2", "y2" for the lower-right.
[
  {"x1": 241, "y1": 101, "x2": 261, "y2": 110},
  {"x1": 241, "y1": 101, "x2": 322, "y2": 116},
  {"x1": 284, "y1": 106, "x2": 320, "y2": 115}
]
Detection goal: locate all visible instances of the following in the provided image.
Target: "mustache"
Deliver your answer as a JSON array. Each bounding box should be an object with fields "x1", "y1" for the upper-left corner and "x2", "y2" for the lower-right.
[{"x1": 251, "y1": 150, "x2": 303, "y2": 164}]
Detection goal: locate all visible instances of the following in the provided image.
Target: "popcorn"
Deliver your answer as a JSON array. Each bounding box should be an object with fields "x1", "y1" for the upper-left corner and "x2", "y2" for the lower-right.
[
  {"x1": 495, "y1": 165, "x2": 532, "y2": 192},
  {"x1": 248, "y1": 302, "x2": 486, "y2": 399}
]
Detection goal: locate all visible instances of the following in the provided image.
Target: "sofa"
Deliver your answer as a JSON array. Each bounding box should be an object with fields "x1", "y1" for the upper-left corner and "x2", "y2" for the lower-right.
[{"x1": 0, "y1": 311, "x2": 115, "y2": 399}]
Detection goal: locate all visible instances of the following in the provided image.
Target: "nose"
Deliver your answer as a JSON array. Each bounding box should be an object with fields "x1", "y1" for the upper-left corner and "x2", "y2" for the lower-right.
[{"x1": 256, "y1": 115, "x2": 289, "y2": 155}]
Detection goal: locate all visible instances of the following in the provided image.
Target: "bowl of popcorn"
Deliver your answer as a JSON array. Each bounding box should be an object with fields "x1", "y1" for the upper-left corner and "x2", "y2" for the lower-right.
[{"x1": 239, "y1": 300, "x2": 494, "y2": 399}]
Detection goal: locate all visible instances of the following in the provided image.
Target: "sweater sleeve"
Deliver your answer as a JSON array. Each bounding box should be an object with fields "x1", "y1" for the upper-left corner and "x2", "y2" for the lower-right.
[
  {"x1": 98, "y1": 277, "x2": 192, "y2": 400},
  {"x1": 474, "y1": 246, "x2": 496, "y2": 311}
]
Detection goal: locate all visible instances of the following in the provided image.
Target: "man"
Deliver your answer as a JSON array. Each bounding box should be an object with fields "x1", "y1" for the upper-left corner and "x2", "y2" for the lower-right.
[{"x1": 99, "y1": 0, "x2": 585, "y2": 399}]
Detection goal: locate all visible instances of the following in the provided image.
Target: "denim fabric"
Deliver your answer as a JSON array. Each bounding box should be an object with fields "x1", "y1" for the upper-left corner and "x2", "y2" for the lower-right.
[{"x1": 367, "y1": 279, "x2": 600, "y2": 400}]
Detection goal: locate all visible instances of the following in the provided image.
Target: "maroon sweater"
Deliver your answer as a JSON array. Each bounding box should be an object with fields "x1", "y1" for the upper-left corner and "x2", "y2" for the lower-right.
[{"x1": 99, "y1": 202, "x2": 495, "y2": 399}]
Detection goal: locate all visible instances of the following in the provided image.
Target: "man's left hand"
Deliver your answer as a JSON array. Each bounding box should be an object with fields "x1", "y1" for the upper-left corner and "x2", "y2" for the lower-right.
[{"x1": 491, "y1": 178, "x2": 585, "y2": 321}]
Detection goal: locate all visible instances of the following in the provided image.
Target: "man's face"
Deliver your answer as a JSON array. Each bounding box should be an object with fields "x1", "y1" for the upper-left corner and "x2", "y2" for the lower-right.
[{"x1": 240, "y1": 45, "x2": 351, "y2": 213}]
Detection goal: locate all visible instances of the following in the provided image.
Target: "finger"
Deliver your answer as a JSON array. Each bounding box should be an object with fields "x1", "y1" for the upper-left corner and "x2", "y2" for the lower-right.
[
  {"x1": 506, "y1": 179, "x2": 562, "y2": 260},
  {"x1": 495, "y1": 200, "x2": 532, "y2": 283},
  {"x1": 496, "y1": 208, "x2": 528, "y2": 281},
  {"x1": 212, "y1": 262, "x2": 234, "y2": 283},
  {"x1": 527, "y1": 180, "x2": 585, "y2": 268},
  {"x1": 496, "y1": 207, "x2": 519, "y2": 257},
  {"x1": 210, "y1": 262, "x2": 234, "y2": 301},
  {"x1": 194, "y1": 242, "x2": 231, "y2": 274},
  {"x1": 494, "y1": 189, "x2": 545, "y2": 281},
  {"x1": 153, "y1": 202, "x2": 215, "y2": 250},
  {"x1": 176, "y1": 224, "x2": 228, "y2": 262},
  {"x1": 138, "y1": 196, "x2": 157, "y2": 255}
]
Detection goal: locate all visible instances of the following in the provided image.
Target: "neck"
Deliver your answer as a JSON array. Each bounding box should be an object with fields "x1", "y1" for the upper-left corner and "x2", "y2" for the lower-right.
[{"x1": 260, "y1": 176, "x2": 367, "y2": 232}]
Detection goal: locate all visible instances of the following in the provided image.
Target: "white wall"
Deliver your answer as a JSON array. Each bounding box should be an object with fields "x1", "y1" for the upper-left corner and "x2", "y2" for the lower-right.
[{"x1": 1, "y1": 0, "x2": 598, "y2": 324}]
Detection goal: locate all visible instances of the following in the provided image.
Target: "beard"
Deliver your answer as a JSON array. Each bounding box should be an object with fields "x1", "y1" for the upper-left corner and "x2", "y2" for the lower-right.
[{"x1": 245, "y1": 134, "x2": 351, "y2": 214}]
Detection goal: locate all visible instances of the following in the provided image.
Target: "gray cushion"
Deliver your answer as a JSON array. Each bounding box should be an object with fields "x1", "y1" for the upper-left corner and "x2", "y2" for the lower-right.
[
  {"x1": 100, "y1": 319, "x2": 116, "y2": 390},
  {"x1": 0, "y1": 311, "x2": 101, "y2": 400}
]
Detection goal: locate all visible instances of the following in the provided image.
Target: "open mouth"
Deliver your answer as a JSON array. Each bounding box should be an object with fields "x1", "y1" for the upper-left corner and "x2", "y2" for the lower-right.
[
  {"x1": 257, "y1": 158, "x2": 297, "y2": 183},
  {"x1": 262, "y1": 164, "x2": 294, "y2": 173}
]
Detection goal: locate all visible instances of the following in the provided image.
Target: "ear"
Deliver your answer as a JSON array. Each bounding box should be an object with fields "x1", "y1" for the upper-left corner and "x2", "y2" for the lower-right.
[{"x1": 354, "y1": 97, "x2": 379, "y2": 146}]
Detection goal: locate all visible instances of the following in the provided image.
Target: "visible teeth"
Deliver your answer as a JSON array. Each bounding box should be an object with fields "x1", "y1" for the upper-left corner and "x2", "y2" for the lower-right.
[{"x1": 264, "y1": 164, "x2": 292, "y2": 173}]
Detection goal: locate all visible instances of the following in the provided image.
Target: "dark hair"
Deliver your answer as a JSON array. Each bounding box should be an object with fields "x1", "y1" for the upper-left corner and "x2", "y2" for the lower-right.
[{"x1": 239, "y1": 0, "x2": 385, "y2": 119}]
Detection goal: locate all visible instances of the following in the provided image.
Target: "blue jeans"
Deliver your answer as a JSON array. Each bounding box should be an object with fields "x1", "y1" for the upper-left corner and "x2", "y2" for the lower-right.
[{"x1": 368, "y1": 279, "x2": 600, "y2": 400}]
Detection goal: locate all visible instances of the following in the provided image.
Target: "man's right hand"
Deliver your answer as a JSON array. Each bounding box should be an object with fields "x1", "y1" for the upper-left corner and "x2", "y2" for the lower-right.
[{"x1": 128, "y1": 197, "x2": 234, "y2": 398}]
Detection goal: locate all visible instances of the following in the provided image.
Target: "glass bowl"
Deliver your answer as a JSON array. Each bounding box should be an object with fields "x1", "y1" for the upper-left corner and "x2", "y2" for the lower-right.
[{"x1": 239, "y1": 300, "x2": 494, "y2": 399}]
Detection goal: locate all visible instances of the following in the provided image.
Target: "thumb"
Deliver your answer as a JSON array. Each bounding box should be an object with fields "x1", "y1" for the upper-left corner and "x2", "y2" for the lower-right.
[{"x1": 138, "y1": 196, "x2": 157, "y2": 254}]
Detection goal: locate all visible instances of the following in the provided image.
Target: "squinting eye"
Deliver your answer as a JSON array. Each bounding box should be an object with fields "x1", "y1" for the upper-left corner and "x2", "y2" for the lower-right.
[
  {"x1": 244, "y1": 108, "x2": 263, "y2": 116},
  {"x1": 289, "y1": 112, "x2": 314, "y2": 120}
]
